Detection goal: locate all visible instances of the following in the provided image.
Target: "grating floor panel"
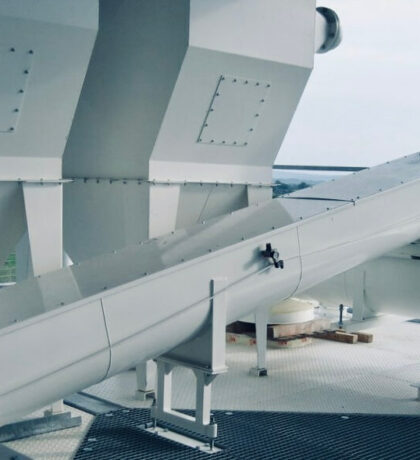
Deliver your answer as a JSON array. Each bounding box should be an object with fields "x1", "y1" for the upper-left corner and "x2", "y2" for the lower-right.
[
  {"x1": 74, "y1": 408, "x2": 420, "y2": 460},
  {"x1": 5, "y1": 314, "x2": 420, "y2": 459}
]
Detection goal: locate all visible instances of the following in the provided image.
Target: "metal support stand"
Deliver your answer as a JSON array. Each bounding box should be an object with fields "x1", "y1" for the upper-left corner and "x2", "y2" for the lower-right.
[
  {"x1": 247, "y1": 185, "x2": 272, "y2": 378},
  {"x1": 352, "y1": 269, "x2": 375, "y2": 321},
  {"x1": 135, "y1": 361, "x2": 156, "y2": 401},
  {"x1": 250, "y1": 307, "x2": 268, "y2": 377},
  {"x1": 150, "y1": 278, "x2": 227, "y2": 442}
]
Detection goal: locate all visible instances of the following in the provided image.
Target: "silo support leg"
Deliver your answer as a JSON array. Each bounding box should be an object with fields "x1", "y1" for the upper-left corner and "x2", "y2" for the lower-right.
[
  {"x1": 22, "y1": 183, "x2": 62, "y2": 277},
  {"x1": 21, "y1": 183, "x2": 73, "y2": 422},
  {"x1": 250, "y1": 307, "x2": 268, "y2": 377}
]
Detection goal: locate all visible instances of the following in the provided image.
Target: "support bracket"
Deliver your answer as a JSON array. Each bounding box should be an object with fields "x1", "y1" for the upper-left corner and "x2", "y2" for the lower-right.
[{"x1": 151, "y1": 278, "x2": 227, "y2": 441}]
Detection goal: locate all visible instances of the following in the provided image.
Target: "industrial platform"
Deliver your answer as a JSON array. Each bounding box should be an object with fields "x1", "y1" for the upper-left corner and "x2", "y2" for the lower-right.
[{"x1": 4, "y1": 313, "x2": 420, "y2": 459}]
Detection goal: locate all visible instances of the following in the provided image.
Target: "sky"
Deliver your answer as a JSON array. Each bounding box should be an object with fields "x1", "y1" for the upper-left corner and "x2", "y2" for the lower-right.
[{"x1": 276, "y1": 0, "x2": 420, "y2": 167}]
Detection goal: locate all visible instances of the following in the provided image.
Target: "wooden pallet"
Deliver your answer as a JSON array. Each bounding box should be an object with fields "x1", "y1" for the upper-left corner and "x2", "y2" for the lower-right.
[
  {"x1": 312, "y1": 329, "x2": 374, "y2": 344},
  {"x1": 226, "y1": 331, "x2": 312, "y2": 348},
  {"x1": 268, "y1": 318, "x2": 331, "y2": 339},
  {"x1": 226, "y1": 322, "x2": 373, "y2": 348}
]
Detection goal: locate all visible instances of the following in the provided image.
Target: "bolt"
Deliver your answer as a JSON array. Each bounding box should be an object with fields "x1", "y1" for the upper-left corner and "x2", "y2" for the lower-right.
[
  {"x1": 28, "y1": 49, "x2": 34, "y2": 54},
  {"x1": 23, "y1": 69, "x2": 29, "y2": 74},
  {"x1": 9, "y1": 47, "x2": 15, "y2": 52},
  {"x1": 18, "y1": 89, "x2": 24, "y2": 94}
]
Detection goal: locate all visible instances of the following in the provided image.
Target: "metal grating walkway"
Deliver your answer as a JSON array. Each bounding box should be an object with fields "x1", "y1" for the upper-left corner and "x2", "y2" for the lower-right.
[{"x1": 74, "y1": 408, "x2": 420, "y2": 460}]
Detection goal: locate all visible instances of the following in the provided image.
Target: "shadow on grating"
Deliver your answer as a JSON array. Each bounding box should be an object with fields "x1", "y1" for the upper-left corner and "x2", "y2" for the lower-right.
[
  {"x1": 407, "y1": 319, "x2": 420, "y2": 324},
  {"x1": 74, "y1": 409, "x2": 420, "y2": 460}
]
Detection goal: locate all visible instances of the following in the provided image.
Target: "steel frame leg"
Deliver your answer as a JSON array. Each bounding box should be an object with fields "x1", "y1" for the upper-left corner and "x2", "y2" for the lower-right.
[
  {"x1": 135, "y1": 183, "x2": 180, "y2": 399},
  {"x1": 250, "y1": 307, "x2": 268, "y2": 377},
  {"x1": 5, "y1": 183, "x2": 81, "y2": 437}
]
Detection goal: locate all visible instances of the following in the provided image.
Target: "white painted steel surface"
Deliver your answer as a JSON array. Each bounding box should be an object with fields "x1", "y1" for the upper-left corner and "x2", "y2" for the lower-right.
[
  {"x1": 304, "y1": 247, "x2": 420, "y2": 318},
  {"x1": 64, "y1": 181, "x2": 250, "y2": 262},
  {"x1": 0, "y1": 0, "x2": 98, "y2": 263},
  {"x1": 62, "y1": 0, "x2": 329, "y2": 263},
  {"x1": 64, "y1": 0, "x2": 318, "y2": 183},
  {"x1": 1, "y1": 154, "x2": 420, "y2": 424},
  {"x1": 61, "y1": 0, "x2": 338, "y2": 400},
  {"x1": 22, "y1": 184, "x2": 62, "y2": 276},
  {"x1": 0, "y1": 0, "x2": 98, "y2": 180}
]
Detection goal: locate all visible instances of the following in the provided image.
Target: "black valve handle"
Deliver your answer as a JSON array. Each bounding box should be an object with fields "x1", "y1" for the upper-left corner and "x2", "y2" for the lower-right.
[{"x1": 261, "y1": 243, "x2": 284, "y2": 269}]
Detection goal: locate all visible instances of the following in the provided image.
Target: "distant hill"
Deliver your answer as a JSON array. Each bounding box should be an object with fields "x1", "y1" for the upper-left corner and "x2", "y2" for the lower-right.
[
  {"x1": 273, "y1": 170, "x2": 339, "y2": 185},
  {"x1": 272, "y1": 170, "x2": 341, "y2": 198}
]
